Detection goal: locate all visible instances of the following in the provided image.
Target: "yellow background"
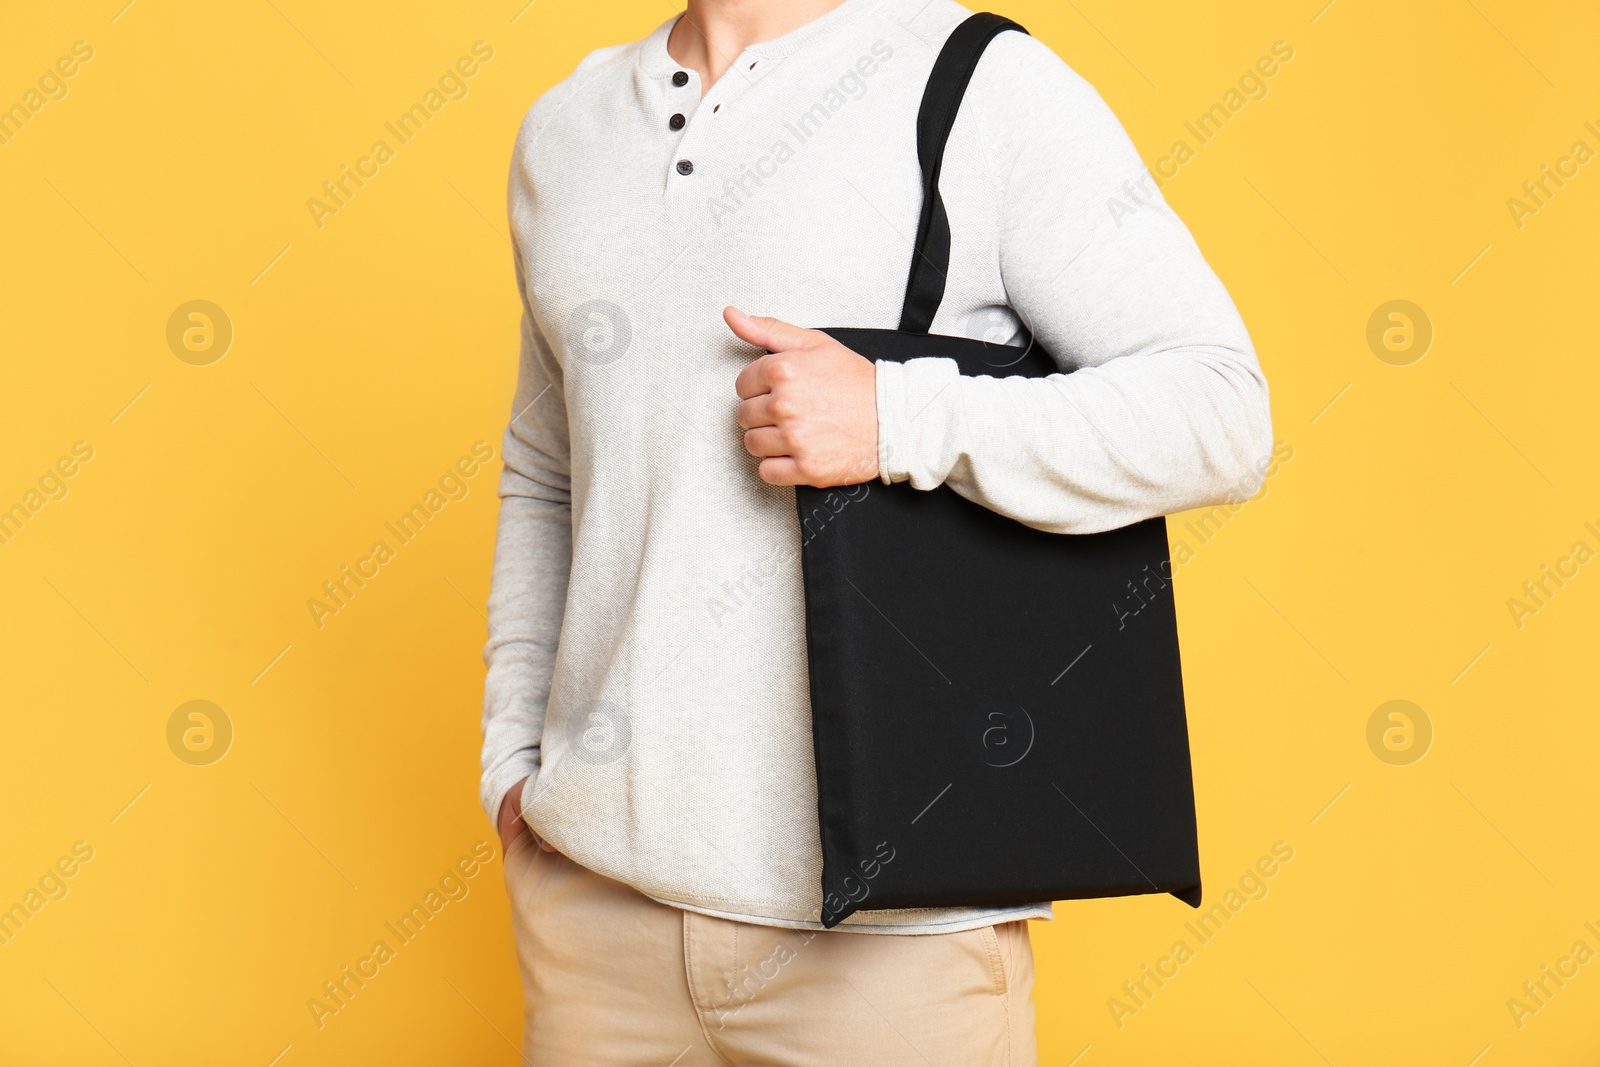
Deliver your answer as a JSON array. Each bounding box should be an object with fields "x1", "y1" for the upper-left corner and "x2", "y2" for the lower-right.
[{"x1": 2, "y1": 0, "x2": 1596, "y2": 1063}]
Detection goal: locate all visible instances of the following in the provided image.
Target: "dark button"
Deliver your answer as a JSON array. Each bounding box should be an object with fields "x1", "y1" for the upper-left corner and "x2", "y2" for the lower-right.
[
  {"x1": 672, "y1": 71, "x2": 688, "y2": 87},
  {"x1": 676, "y1": 159, "x2": 694, "y2": 176},
  {"x1": 669, "y1": 113, "x2": 686, "y2": 130}
]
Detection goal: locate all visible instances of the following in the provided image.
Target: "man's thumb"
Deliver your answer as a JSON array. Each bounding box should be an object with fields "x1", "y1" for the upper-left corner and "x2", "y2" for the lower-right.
[{"x1": 725, "y1": 306, "x2": 807, "y2": 353}]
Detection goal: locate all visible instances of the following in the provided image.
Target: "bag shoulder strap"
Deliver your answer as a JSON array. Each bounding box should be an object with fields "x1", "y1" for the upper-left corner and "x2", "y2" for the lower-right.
[{"x1": 898, "y1": 12, "x2": 1028, "y2": 334}]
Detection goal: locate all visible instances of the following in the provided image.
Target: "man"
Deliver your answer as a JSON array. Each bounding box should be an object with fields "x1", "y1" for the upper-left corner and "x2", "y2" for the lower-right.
[{"x1": 481, "y1": 0, "x2": 1272, "y2": 1061}]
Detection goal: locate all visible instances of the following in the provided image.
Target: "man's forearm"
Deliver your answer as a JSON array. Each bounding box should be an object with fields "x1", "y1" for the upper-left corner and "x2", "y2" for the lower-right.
[
  {"x1": 875, "y1": 343, "x2": 1272, "y2": 535},
  {"x1": 479, "y1": 488, "x2": 572, "y2": 823}
]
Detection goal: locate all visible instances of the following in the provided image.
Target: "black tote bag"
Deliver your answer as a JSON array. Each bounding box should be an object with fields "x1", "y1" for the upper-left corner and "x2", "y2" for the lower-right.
[{"x1": 796, "y1": 12, "x2": 1203, "y2": 928}]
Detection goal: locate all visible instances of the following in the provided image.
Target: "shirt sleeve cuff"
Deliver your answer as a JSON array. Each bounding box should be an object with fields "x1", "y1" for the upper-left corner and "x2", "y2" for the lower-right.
[
  {"x1": 874, "y1": 356, "x2": 963, "y2": 489},
  {"x1": 481, "y1": 749, "x2": 541, "y2": 826}
]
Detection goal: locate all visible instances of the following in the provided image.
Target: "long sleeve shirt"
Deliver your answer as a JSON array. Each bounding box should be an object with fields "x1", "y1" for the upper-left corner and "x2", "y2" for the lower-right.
[{"x1": 480, "y1": 0, "x2": 1272, "y2": 933}]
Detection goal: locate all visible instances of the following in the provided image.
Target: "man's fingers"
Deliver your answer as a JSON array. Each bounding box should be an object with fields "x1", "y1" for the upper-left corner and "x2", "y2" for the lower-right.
[
  {"x1": 734, "y1": 354, "x2": 772, "y2": 400},
  {"x1": 757, "y1": 456, "x2": 804, "y2": 485},
  {"x1": 743, "y1": 427, "x2": 788, "y2": 458},
  {"x1": 724, "y1": 306, "x2": 817, "y2": 355},
  {"x1": 728, "y1": 308, "x2": 826, "y2": 398},
  {"x1": 736, "y1": 394, "x2": 780, "y2": 429}
]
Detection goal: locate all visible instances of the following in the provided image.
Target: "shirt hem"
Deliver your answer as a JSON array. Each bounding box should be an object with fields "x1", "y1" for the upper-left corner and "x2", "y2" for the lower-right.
[{"x1": 641, "y1": 891, "x2": 1054, "y2": 934}]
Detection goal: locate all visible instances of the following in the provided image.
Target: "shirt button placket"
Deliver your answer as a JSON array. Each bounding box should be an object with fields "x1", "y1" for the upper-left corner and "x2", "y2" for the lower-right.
[{"x1": 669, "y1": 69, "x2": 697, "y2": 183}]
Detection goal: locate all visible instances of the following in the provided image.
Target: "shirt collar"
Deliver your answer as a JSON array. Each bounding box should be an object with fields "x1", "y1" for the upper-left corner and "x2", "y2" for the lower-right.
[{"x1": 637, "y1": 0, "x2": 885, "y2": 82}]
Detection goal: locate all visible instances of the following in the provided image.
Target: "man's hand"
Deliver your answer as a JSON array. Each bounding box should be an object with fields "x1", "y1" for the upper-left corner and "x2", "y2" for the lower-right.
[
  {"x1": 727, "y1": 307, "x2": 879, "y2": 487},
  {"x1": 497, "y1": 777, "x2": 556, "y2": 855}
]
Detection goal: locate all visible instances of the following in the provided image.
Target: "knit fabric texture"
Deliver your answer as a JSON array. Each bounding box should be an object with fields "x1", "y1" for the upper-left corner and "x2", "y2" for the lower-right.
[{"x1": 480, "y1": 0, "x2": 1273, "y2": 933}]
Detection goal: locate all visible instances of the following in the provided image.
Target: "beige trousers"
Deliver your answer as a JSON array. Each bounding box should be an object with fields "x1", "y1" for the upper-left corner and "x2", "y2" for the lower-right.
[{"x1": 502, "y1": 832, "x2": 1039, "y2": 1066}]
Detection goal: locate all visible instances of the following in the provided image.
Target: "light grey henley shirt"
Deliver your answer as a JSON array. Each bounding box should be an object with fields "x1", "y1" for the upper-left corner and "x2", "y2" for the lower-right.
[{"x1": 480, "y1": 0, "x2": 1273, "y2": 933}]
